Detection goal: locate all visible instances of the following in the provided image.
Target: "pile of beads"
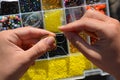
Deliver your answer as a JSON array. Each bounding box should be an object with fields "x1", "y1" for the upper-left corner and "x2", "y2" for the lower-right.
[
  {"x1": 42, "y1": 0, "x2": 62, "y2": 10},
  {"x1": 86, "y1": 4, "x2": 106, "y2": 14},
  {"x1": 44, "y1": 10, "x2": 64, "y2": 32},
  {"x1": 64, "y1": 0, "x2": 84, "y2": 7},
  {"x1": 0, "y1": 1, "x2": 19, "y2": 15},
  {"x1": 70, "y1": 43, "x2": 79, "y2": 53},
  {"x1": 0, "y1": 15, "x2": 21, "y2": 31},
  {"x1": 86, "y1": 0, "x2": 100, "y2": 4},
  {"x1": 19, "y1": 0, "x2": 41, "y2": 13}
]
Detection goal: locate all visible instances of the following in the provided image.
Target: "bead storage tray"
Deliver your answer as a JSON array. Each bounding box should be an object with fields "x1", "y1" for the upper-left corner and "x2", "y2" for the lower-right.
[{"x1": 0, "y1": 0, "x2": 110, "y2": 80}]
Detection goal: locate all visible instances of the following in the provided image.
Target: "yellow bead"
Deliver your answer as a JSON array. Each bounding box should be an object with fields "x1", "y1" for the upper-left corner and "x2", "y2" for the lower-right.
[
  {"x1": 42, "y1": 0, "x2": 62, "y2": 10},
  {"x1": 44, "y1": 10, "x2": 64, "y2": 33}
]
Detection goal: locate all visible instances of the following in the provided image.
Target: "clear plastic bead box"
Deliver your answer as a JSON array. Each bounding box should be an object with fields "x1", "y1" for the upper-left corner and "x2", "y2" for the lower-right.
[{"x1": 0, "y1": 0, "x2": 110, "y2": 79}]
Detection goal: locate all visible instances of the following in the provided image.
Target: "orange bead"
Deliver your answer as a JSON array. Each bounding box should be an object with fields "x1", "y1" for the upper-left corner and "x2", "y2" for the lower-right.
[
  {"x1": 86, "y1": 6, "x2": 91, "y2": 10},
  {"x1": 95, "y1": 6, "x2": 100, "y2": 10},
  {"x1": 98, "y1": 4, "x2": 106, "y2": 9}
]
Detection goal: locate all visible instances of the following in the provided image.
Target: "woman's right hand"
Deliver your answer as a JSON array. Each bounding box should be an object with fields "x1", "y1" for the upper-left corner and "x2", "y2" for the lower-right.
[{"x1": 60, "y1": 10, "x2": 120, "y2": 79}]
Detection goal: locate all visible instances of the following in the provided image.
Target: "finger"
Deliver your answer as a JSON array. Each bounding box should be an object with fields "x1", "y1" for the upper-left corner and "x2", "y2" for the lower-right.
[
  {"x1": 64, "y1": 32, "x2": 101, "y2": 61},
  {"x1": 13, "y1": 27, "x2": 55, "y2": 40},
  {"x1": 83, "y1": 9, "x2": 110, "y2": 21},
  {"x1": 83, "y1": 9, "x2": 116, "y2": 23},
  {"x1": 60, "y1": 17, "x2": 106, "y2": 33},
  {"x1": 24, "y1": 36, "x2": 56, "y2": 60}
]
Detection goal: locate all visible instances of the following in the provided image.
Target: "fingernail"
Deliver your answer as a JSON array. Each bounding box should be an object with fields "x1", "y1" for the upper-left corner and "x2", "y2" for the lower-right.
[
  {"x1": 59, "y1": 26, "x2": 64, "y2": 30},
  {"x1": 59, "y1": 26, "x2": 64, "y2": 28},
  {"x1": 41, "y1": 34, "x2": 56, "y2": 39}
]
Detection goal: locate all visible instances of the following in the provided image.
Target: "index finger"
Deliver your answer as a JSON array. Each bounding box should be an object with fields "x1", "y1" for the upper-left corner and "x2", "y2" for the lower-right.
[
  {"x1": 13, "y1": 27, "x2": 55, "y2": 40},
  {"x1": 59, "y1": 17, "x2": 106, "y2": 33}
]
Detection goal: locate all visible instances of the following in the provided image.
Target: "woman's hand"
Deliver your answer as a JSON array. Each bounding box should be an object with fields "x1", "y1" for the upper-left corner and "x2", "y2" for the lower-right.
[
  {"x1": 60, "y1": 10, "x2": 120, "y2": 79},
  {"x1": 0, "y1": 27, "x2": 56, "y2": 80}
]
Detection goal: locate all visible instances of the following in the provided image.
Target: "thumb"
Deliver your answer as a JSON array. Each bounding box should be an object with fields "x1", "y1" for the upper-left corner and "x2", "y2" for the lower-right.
[{"x1": 25, "y1": 36, "x2": 56, "y2": 60}]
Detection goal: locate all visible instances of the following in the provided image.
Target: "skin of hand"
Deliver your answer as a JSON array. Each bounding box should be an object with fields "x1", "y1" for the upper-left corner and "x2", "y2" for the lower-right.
[
  {"x1": 0, "y1": 27, "x2": 56, "y2": 80},
  {"x1": 60, "y1": 10, "x2": 120, "y2": 79}
]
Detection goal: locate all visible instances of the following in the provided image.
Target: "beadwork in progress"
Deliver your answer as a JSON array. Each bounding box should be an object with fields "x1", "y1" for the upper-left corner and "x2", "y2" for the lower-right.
[{"x1": 0, "y1": 0, "x2": 110, "y2": 80}]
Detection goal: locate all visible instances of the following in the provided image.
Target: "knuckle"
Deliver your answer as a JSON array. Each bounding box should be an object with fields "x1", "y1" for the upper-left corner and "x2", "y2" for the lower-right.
[
  {"x1": 26, "y1": 27, "x2": 35, "y2": 35},
  {"x1": 39, "y1": 47, "x2": 47, "y2": 53},
  {"x1": 114, "y1": 19, "x2": 120, "y2": 25},
  {"x1": 84, "y1": 9, "x2": 94, "y2": 18},
  {"x1": 37, "y1": 44, "x2": 48, "y2": 54},
  {"x1": 85, "y1": 9, "x2": 92, "y2": 15},
  {"x1": 111, "y1": 21, "x2": 120, "y2": 30}
]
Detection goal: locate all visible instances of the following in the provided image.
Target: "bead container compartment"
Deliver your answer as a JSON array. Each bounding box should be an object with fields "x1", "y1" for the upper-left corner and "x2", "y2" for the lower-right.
[
  {"x1": 38, "y1": 33, "x2": 69, "y2": 59},
  {"x1": 0, "y1": 0, "x2": 110, "y2": 80},
  {"x1": 0, "y1": 0, "x2": 19, "y2": 15},
  {"x1": 21, "y1": 12, "x2": 43, "y2": 28},
  {"x1": 0, "y1": 15, "x2": 22, "y2": 31}
]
